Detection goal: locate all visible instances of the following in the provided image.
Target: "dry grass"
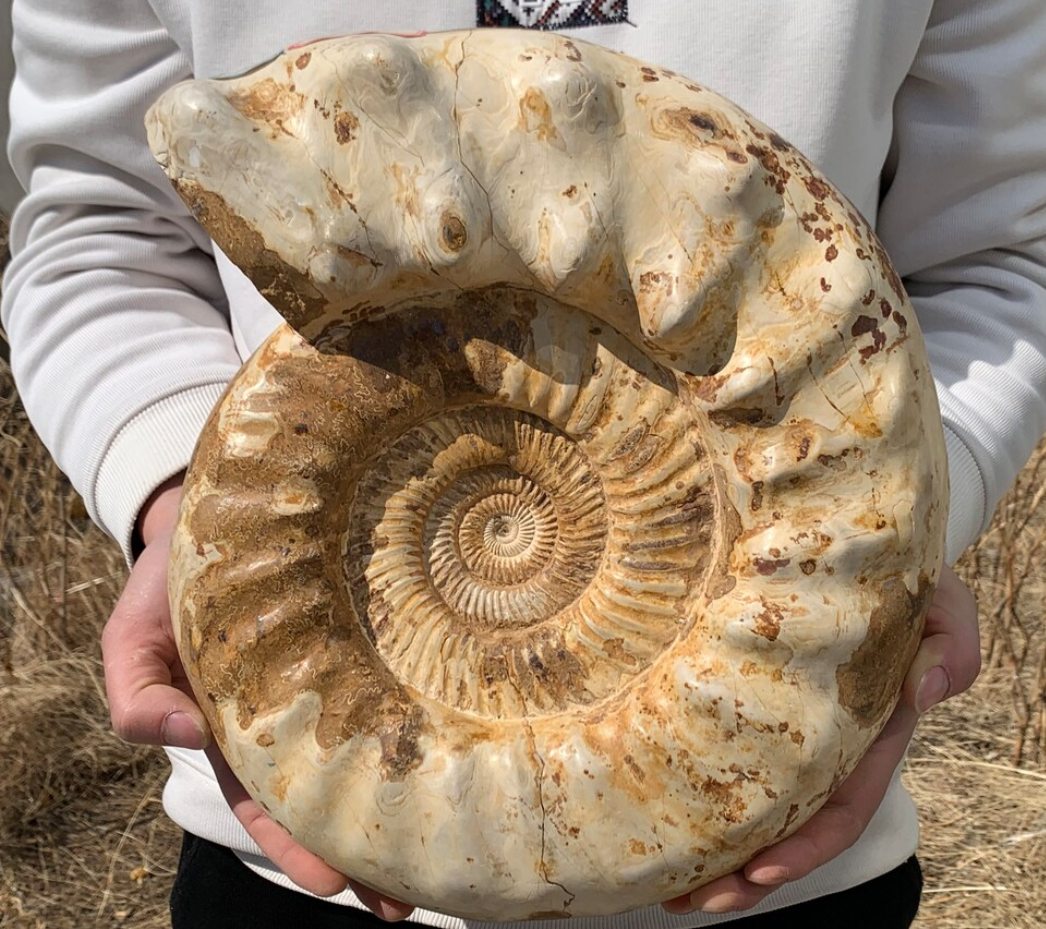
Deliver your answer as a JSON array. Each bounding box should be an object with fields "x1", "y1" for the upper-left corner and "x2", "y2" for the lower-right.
[
  {"x1": 0, "y1": 367, "x2": 180, "y2": 927},
  {"x1": 905, "y1": 438, "x2": 1046, "y2": 928},
  {"x1": 1, "y1": 206, "x2": 179, "y2": 926},
  {"x1": 906, "y1": 672, "x2": 1046, "y2": 929},
  {"x1": 1, "y1": 220, "x2": 1044, "y2": 923}
]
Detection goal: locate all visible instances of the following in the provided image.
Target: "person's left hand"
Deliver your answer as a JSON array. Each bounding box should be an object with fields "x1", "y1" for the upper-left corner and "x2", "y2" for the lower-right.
[
  {"x1": 661, "y1": 564, "x2": 979, "y2": 916},
  {"x1": 102, "y1": 475, "x2": 415, "y2": 921}
]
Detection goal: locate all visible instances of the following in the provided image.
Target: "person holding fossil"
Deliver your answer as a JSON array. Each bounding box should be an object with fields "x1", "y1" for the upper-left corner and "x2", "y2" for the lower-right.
[{"x1": 5, "y1": 1, "x2": 1042, "y2": 926}]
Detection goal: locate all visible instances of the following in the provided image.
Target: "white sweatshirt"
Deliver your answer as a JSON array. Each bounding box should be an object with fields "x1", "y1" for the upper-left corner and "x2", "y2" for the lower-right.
[{"x1": 4, "y1": 0, "x2": 1045, "y2": 925}]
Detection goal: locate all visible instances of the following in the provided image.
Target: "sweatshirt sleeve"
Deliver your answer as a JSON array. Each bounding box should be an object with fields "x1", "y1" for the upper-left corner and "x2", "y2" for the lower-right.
[
  {"x1": 877, "y1": 0, "x2": 1046, "y2": 564},
  {"x1": 1, "y1": 0, "x2": 242, "y2": 562}
]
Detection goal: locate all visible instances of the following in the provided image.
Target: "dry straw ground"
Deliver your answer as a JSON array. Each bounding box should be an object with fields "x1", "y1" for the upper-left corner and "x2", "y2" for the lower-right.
[{"x1": 1, "y1": 254, "x2": 1045, "y2": 924}]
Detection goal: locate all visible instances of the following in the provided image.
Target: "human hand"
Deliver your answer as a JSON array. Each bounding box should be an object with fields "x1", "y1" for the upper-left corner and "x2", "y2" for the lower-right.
[
  {"x1": 101, "y1": 475, "x2": 414, "y2": 920},
  {"x1": 662, "y1": 564, "x2": 980, "y2": 916}
]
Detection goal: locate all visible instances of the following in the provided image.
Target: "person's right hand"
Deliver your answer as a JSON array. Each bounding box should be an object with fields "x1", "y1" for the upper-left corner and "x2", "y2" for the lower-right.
[{"x1": 100, "y1": 475, "x2": 414, "y2": 921}]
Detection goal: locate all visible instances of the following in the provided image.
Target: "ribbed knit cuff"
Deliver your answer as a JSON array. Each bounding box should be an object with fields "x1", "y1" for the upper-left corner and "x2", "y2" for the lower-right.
[
  {"x1": 941, "y1": 424, "x2": 987, "y2": 565},
  {"x1": 93, "y1": 382, "x2": 232, "y2": 565}
]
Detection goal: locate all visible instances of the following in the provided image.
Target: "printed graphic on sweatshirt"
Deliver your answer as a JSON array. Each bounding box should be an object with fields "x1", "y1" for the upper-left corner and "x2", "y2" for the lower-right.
[{"x1": 477, "y1": 0, "x2": 629, "y2": 30}]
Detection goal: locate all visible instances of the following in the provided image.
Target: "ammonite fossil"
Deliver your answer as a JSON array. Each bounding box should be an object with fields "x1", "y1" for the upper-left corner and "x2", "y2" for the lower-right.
[{"x1": 148, "y1": 30, "x2": 947, "y2": 921}]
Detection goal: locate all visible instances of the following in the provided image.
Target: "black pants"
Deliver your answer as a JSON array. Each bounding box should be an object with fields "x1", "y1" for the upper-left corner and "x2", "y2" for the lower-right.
[{"x1": 170, "y1": 832, "x2": 922, "y2": 928}]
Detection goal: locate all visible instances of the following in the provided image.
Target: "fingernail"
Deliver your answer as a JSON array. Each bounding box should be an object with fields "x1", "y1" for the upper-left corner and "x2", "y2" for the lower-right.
[
  {"x1": 662, "y1": 896, "x2": 696, "y2": 916},
  {"x1": 698, "y1": 892, "x2": 741, "y2": 914},
  {"x1": 916, "y1": 666, "x2": 950, "y2": 713},
  {"x1": 747, "y1": 865, "x2": 789, "y2": 886},
  {"x1": 378, "y1": 902, "x2": 411, "y2": 922},
  {"x1": 162, "y1": 711, "x2": 208, "y2": 748}
]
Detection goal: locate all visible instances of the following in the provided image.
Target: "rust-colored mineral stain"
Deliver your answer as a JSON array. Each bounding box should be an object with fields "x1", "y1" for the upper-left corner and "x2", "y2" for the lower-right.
[
  {"x1": 227, "y1": 78, "x2": 306, "y2": 127},
  {"x1": 836, "y1": 576, "x2": 931, "y2": 728},
  {"x1": 377, "y1": 702, "x2": 428, "y2": 780},
  {"x1": 320, "y1": 169, "x2": 355, "y2": 211},
  {"x1": 774, "y1": 802, "x2": 801, "y2": 839},
  {"x1": 562, "y1": 39, "x2": 583, "y2": 62},
  {"x1": 623, "y1": 754, "x2": 646, "y2": 783},
  {"x1": 749, "y1": 480, "x2": 764, "y2": 512},
  {"x1": 334, "y1": 109, "x2": 360, "y2": 144},
  {"x1": 752, "y1": 557, "x2": 790, "y2": 577},
  {"x1": 607, "y1": 634, "x2": 645, "y2": 667},
  {"x1": 700, "y1": 775, "x2": 748, "y2": 824},
  {"x1": 851, "y1": 315, "x2": 879, "y2": 338},
  {"x1": 639, "y1": 270, "x2": 675, "y2": 298},
  {"x1": 745, "y1": 143, "x2": 790, "y2": 194},
  {"x1": 752, "y1": 600, "x2": 785, "y2": 640},
  {"x1": 851, "y1": 314, "x2": 888, "y2": 361},
  {"x1": 519, "y1": 87, "x2": 559, "y2": 140},
  {"x1": 803, "y1": 175, "x2": 832, "y2": 201}
]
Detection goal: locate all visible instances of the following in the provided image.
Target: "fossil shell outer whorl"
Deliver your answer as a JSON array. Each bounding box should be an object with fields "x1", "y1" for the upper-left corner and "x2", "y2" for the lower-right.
[{"x1": 152, "y1": 31, "x2": 947, "y2": 921}]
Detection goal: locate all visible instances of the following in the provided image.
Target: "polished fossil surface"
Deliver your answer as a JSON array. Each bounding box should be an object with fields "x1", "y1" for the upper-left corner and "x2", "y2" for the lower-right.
[{"x1": 149, "y1": 30, "x2": 947, "y2": 921}]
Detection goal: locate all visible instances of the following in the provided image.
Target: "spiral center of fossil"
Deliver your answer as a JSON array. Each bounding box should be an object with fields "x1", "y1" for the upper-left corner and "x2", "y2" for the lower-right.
[
  {"x1": 336, "y1": 300, "x2": 717, "y2": 720},
  {"x1": 343, "y1": 395, "x2": 716, "y2": 718},
  {"x1": 476, "y1": 504, "x2": 530, "y2": 553},
  {"x1": 490, "y1": 515, "x2": 519, "y2": 543},
  {"x1": 451, "y1": 479, "x2": 558, "y2": 584}
]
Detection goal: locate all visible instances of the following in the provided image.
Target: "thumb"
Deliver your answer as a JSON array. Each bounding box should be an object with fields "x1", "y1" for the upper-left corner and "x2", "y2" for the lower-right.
[
  {"x1": 903, "y1": 565, "x2": 980, "y2": 714},
  {"x1": 101, "y1": 538, "x2": 210, "y2": 749}
]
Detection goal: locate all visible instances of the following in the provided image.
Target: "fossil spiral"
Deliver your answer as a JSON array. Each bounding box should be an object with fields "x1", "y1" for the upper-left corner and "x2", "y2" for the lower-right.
[{"x1": 149, "y1": 30, "x2": 947, "y2": 921}]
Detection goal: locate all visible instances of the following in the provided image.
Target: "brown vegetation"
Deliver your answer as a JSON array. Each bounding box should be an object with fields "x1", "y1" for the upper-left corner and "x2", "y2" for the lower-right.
[
  {"x1": 909, "y1": 450, "x2": 1046, "y2": 928},
  {"x1": 0, "y1": 365, "x2": 178, "y2": 927}
]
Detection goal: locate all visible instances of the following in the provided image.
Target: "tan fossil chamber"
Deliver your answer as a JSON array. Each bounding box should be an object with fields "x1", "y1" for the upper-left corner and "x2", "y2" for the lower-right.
[{"x1": 149, "y1": 30, "x2": 947, "y2": 921}]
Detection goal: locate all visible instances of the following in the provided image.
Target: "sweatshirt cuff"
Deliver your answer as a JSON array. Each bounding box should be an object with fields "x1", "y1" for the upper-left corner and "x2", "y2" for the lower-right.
[
  {"x1": 942, "y1": 424, "x2": 988, "y2": 565},
  {"x1": 94, "y1": 382, "x2": 232, "y2": 565}
]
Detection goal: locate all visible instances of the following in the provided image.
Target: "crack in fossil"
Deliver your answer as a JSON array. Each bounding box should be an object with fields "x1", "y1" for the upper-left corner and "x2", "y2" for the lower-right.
[
  {"x1": 519, "y1": 713, "x2": 576, "y2": 913},
  {"x1": 503, "y1": 664, "x2": 575, "y2": 910},
  {"x1": 452, "y1": 32, "x2": 495, "y2": 225},
  {"x1": 805, "y1": 357, "x2": 854, "y2": 430}
]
